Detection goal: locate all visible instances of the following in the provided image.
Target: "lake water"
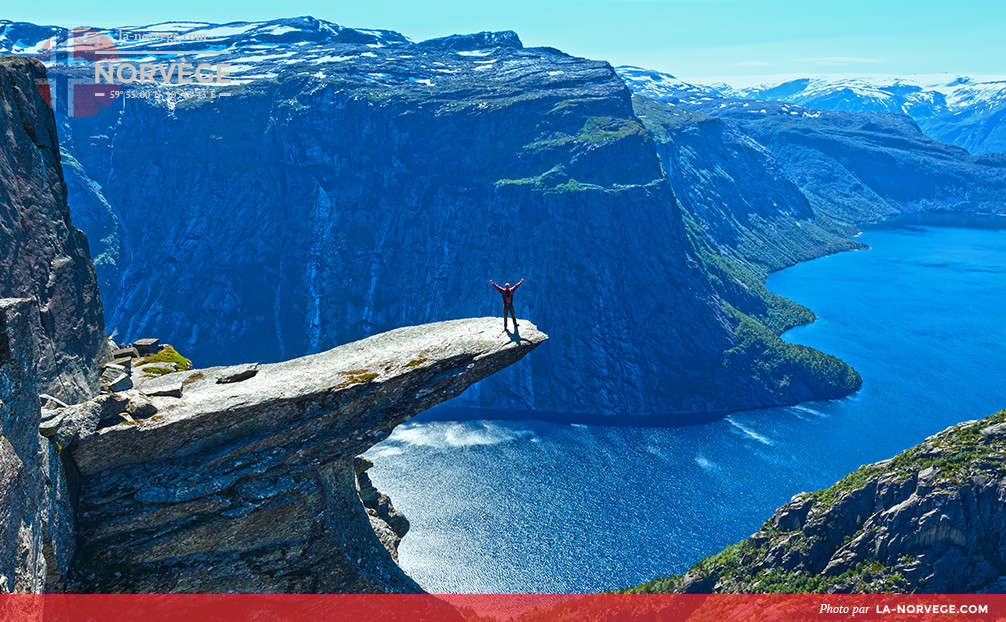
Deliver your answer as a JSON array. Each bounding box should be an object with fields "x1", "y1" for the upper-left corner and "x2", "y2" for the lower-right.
[{"x1": 364, "y1": 214, "x2": 1006, "y2": 594}]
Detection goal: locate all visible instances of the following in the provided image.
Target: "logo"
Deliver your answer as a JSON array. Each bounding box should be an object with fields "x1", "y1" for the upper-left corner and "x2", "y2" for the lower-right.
[{"x1": 32, "y1": 27, "x2": 232, "y2": 118}]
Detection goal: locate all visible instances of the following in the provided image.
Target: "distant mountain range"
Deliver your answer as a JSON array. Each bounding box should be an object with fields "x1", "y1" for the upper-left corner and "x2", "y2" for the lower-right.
[{"x1": 618, "y1": 66, "x2": 1006, "y2": 155}]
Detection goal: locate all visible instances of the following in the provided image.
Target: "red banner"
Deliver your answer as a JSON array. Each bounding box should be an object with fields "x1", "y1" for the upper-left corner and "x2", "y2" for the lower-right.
[{"x1": 0, "y1": 594, "x2": 1002, "y2": 622}]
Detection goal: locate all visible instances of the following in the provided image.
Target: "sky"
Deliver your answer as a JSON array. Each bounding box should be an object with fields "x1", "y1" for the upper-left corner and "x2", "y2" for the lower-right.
[{"x1": 4, "y1": 0, "x2": 1004, "y2": 83}]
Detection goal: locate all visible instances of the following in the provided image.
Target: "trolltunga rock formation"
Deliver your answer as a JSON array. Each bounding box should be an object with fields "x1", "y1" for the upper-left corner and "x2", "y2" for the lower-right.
[{"x1": 46, "y1": 317, "x2": 546, "y2": 593}]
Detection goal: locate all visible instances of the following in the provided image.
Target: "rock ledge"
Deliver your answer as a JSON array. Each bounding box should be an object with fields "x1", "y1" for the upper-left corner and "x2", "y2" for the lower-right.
[{"x1": 54, "y1": 317, "x2": 545, "y2": 593}]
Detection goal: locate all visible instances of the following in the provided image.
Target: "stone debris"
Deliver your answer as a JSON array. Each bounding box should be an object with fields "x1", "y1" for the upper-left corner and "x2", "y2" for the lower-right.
[
  {"x1": 215, "y1": 363, "x2": 259, "y2": 384},
  {"x1": 111, "y1": 347, "x2": 139, "y2": 360},
  {"x1": 132, "y1": 339, "x2": 160, "y2": 356},
  {"x1": 99, "y1": 363, "x2": 132, "y2": 393}
]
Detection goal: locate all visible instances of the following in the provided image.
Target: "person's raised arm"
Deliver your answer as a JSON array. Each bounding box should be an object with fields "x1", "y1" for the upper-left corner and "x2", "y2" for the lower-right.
[
  {"x1": 513, "y1": 278, "x2": 524, "y2": 291},
  {"x1": 490, "y1": 280, "x2": 504, "y2": 293}
]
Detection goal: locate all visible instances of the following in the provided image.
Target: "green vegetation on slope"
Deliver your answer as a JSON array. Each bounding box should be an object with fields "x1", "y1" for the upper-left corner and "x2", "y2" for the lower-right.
[
  {"x1": 136, "y1": 345, "x2": 192, "y2": 372},
  {"x1": 723, "y1": 305, "x2": 861, "y2": 397},
  {"x1": 684, "y1": 210, "x2": 814, "y2": 334},
  {"x1": 620, "y1": 409, "x2": 1006, "y2": 595},
  {"x1": 633, "y1": 95, "x2": 862, "y2": 275},
  {"x1": 682, "y1": 209, "x2": 862, "y2": 400}
]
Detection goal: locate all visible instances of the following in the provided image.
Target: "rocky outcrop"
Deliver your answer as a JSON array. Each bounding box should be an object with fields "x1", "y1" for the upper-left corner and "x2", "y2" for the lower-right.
[
  {"x1": 626, "y1": 409, "x2": 1006, "y2": 594},
  {"x1": 0, "y1": 298, "x2": 75, "y2": 593},
  {"x1": 355, "y1": 456, "x2": 409, "y2": 562},
  {"x1": 0, "y1": 57, "x2": 108, "y2": 403},
  {"x1": 41, "y1": 317, "x2": 546, "y2": 593}
]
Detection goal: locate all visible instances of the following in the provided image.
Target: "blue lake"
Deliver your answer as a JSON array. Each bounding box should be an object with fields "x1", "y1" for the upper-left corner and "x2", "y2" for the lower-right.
[{"x1": 364, "y1": 214, "x2": 1006, "y2": 594}]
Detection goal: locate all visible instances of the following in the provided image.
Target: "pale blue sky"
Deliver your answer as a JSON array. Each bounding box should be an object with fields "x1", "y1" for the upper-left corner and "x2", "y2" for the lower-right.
[{"x1": 4, "y1": 0, "x2": 1003, "y2": 82}]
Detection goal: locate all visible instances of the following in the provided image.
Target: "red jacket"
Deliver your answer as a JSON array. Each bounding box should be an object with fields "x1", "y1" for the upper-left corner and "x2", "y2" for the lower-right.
[{"x1": 492, "y1": 279, "x2": 523, "y2": 304}]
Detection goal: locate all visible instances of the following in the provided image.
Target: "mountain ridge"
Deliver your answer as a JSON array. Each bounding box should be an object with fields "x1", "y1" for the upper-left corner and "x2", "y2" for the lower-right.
[{"x1": 617, "y1": 65, "x2": 1006, "y2": 155}]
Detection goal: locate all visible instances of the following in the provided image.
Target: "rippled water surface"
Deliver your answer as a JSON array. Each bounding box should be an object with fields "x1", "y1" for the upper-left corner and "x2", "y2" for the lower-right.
[{"x1": 365, "y1": 215, "x2": 1006, "y2": 593}]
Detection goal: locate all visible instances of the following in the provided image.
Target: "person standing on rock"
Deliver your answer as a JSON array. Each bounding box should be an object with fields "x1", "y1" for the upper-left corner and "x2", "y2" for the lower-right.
[{"x1": 491, "y1": 278, "x2": 524, "y2": 332}]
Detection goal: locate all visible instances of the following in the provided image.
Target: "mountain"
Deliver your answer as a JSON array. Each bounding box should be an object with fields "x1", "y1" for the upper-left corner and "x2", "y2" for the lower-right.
[
  {"x1": 735, "y1": 75, "x2": 1006, "y2": 156},
  {"x1": 624, "y1": 408, "x2": 1006, "y2": 594},
  {"x1": 617, "y1": 66, "x2": 1006, "y2": 156},
  {"x1": 618, "y1": 67, "x2": 1006, "y2": 255},
  {"x1": 631, "y1": 95, "x2": 861, "y2": 275},
  {"x1": 0, "y1": 52, "x2": 545, "y2": 594},
  {"x1": 4, "y1": 19, "x2": 861, "y2": 419},
  {"x1": 617, "y1": 65, "x2": 727, "y2": 104},
  {"x1": 679, "y1": 100, "x2": 1006, "y2": 228},
  {"x1": 10, "y1": 22, "x2": 1005, "y2": 421},
  {"x1": 0, "y1": 17, "x2": 410, "y2": 58}
]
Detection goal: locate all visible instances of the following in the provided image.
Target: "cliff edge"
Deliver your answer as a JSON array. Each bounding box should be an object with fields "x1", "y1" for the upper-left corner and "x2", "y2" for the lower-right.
[
  {"x1": 0, "y1": 57, "x2": 108, "y2": 403},
  {"x1": 41, "y1": 317, "x2": 546, "y2": 593},
  {"x1": 625, "y1": 409, "x2": 1006, "y2": 594},
  {"x1": 0, "y1": 54, "x2": 105, "y2": 594}
]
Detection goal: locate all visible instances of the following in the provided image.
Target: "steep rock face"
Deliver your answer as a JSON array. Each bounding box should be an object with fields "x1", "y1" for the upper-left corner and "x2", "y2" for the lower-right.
[
  {"x1": 0, "y1": 299, "x2": 75, "y2": 593},
  {"x1": 633, "y1": 96, "x2": 862, "y2": 274},
  {"x1": 627, "y1": 97, "x2": 862, "y2": 400},
  {"x1": 626, "y1": 409, "x2": 1006, "y2": 594},
  {"x1": 0, "y1": 56, "x2": 107, "y2": 403},
  {"x1": 0, "y1": 56, "x2": 99, "y2": 594},
  {"x1": 0, "y1": 298, "x2": 47, "y2": 593},
  {"x1": 667, "y1": 99, "x2": 1006, "y2": 227},
  {"x1": 355, "y1": 456, "x2": 410, "y2": 563},
  {"x1": 47, "y1": 318, "x2": 546, "y2": 593}
]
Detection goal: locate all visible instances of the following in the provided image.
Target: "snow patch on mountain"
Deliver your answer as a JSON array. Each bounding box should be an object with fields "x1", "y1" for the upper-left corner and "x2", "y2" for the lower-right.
[{"x1": 617, "y1": 66, "x2": 1006, "y2": 155}]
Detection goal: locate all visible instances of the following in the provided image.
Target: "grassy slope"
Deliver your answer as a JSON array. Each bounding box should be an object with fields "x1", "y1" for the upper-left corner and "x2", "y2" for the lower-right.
[
  {"x1": 633, "y1": 96, "x2": 863, "y2": 401},
  {"x1": 621, "y1": 409, "x2": 1006, "y2": 594}
]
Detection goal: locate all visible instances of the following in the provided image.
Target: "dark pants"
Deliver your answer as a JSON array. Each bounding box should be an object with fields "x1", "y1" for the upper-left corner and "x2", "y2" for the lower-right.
[{"x1": 503, "y1": 303, "x2": 518, "y2": 330}]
